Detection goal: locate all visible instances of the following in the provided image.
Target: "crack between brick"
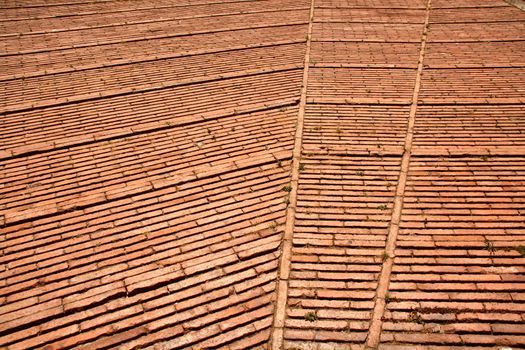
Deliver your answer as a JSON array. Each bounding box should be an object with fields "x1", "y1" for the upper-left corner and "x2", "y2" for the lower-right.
[
  {"x1": 0, "y1": 40, "x2": 305, "y2": 82},
  {"x1": 270, "y1": 0, "x2": 315, "y2": 348},
  {"x1": 0, "y1": 64, "x2": 301, "y2": 114},
  {"x1": 364, "y1": 0, "x2": 432, "y2": 348},
  {"x1": 0, "y1": 8, "x2": 309, "y2": 38},
  {"x1": 2, "y1": 148, "x2": 292, "y2": 227},
  {"x1": 0, "y1": 99, "x2": 298, "y2": 162},
  {"x1": 0, "y1": 0, "x2": 263, "y2": 11},
  {"x1": 0, "y1": 22, "x2": 308, "y2": 57}
]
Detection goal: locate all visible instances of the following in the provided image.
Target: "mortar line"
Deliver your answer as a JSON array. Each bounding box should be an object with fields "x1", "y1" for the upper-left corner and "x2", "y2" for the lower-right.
[
  {"x1": 270, "y1": 0, "x2": 315, "y2": 348},
  {"x1": 365, "y1": 0, "x2": 432, "y2": 348},
  {"x1": 505, "y1": 0, "x2": 525, "y2": 11},
  {"x1": 0, "y1": 8, "x2": 309, "y2": 38}
]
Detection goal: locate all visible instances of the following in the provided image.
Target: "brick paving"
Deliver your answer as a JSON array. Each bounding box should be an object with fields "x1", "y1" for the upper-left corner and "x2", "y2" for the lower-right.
[{"x1": 1, "y1": 0, "x2": 525, "y2": 349}]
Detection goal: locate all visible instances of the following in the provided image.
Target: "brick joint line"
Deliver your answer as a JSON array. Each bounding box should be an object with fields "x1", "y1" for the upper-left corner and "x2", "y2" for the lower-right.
[
  {"x1": 0, "y1": 22, "x2": 308, "y2": 57},
  {"x1": 270, "y1": 0, "x2": 315, "y2": 348},
  {"x1": 0, "y1": 7, "x2": 310, "y2": 38},
  {"x1": 0, "y1": 64, "x2": 301, "y2": 114},
  {"x1": 3, "y1": 148, "x2": 293, "y2": 226},
  {"x1": 0, "y1": 99, "x2": 298, "y2": 162},
  {"x1": 0, "y1": 40, "x2": 305, "y2": 82},
  {"x1": 0, "y1": 0, "x2": 278, "y2": 21},
  {"x1": 364, "y1": 0, "x2": 432, "y2": 348}
]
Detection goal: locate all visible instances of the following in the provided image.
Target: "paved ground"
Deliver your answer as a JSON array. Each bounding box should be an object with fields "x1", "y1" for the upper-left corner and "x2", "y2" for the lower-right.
[{"x1": 1, "y1": 0, "x2": 525, "y2": 349}]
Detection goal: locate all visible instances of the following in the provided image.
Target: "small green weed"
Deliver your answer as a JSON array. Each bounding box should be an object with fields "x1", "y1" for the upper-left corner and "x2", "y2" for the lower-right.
[
  {"x1": 484, "y1": 238, "x2": 496, "y2": 254},
  {"x1": 282, "y1": 185, "x2": 292, "y2": 192},
  {"x1": 514, "y1": 246, "x2": 525, "y2": 257},
  {"x1": 408, "y1": 310, "x2": 424, "y2": 324},
  {"x1": 385, "y1": 292, "x2": 393, "y2": 303},
  {"x1": 304, "y1": 311, "x2": 317, "y2": 322}
]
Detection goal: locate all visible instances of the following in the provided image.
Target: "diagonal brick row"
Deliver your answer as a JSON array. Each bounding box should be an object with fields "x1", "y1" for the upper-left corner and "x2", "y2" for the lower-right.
[
  {"x1": 0, "y1": 0, "x2": 287, "y2": 19},
  {"x1": 1, "y1": 0, "x2": 525, "y2": 348},
  {"x1": 0, "y1": 44, "x2": 305, "y2": 109},
  {"x1": 0, "y1": 24, "x2": 308, "y2": 76},
  {"x1": 1, "y1": 106, "x2": 298, "y2": 223},
  {"x1": 0, "y1": 1, "x2": 307, "y2": 348},
  {"x1": 0, "y1": 10, "x2": 309, "y2": 54},
  {"x1": 0, "y1": 0, "x2": 309, "y2": 34},
  {"x1": 1, "y1": 70, "x2": 303, "y2": 157},
  {"x1": 1, "y1": 158, "x2": 292, "y2": 349}
]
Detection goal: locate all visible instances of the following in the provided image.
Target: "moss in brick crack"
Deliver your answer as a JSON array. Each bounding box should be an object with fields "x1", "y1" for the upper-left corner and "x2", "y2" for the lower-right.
[
  {"x1": 484, "y1": 238, "x2": 497, "y2": 254},
  {"x1": 515, "y1": 246, "x2": 525, "y2": 257},
  {"x1": 408, "y1": 310, "x2": 424, "y2": 324},
  {"x1": 282, "y1": 185, "x2": 292, "y2": 192},
  {"x1": 385, "y1": 292, "x2": 393, "y2": 303},
  {"x1": 304, "y1": 311, "x2": 317, "y2": 322}
]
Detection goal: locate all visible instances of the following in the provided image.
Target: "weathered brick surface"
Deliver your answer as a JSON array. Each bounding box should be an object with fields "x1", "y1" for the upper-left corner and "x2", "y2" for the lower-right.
[
  {"x1": 0, "y1": 25, "x2": 308, "y2": 77},
  {"x1": 383, "y1": 157, "x2": 525, "y2": 347},
  {"x1": 0, "y1": 1, "x2": 305, "y2": 347},
  {"x1": 1, "y1": 0, "x2": 524, "y2": 348},
  {"x1": 283, "y1": 156, "x2": 400, "y2": 348}
]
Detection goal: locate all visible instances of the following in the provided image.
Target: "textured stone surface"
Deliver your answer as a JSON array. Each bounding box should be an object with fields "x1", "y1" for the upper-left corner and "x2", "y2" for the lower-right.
[{"x1": 1, "y1": 0, "x2": 524, "y2": 349}]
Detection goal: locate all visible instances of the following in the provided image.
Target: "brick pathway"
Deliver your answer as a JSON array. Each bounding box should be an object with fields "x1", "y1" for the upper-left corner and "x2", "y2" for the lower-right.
[{"x1": 1, "y1": 0, "x2": 525, "y2": 349}]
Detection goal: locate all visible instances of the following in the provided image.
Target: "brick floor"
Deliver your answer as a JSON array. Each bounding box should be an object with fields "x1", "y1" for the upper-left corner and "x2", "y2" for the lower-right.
[{"x1": 1, "y1": 0, "x2": 524, "y2": 349}]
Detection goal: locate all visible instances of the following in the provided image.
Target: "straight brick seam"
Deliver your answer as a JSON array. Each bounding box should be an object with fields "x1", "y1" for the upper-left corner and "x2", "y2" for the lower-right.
[
  {"x1": 0, "y1": 0, "x2": 261, "y2": 10},
  {"x1": 270, "y1": 0, "x2": 315, "y2": 348},
  {"x1": 312, "y1": 38, "x2": 525, "y2": 43},
  {"x1": 314, "y1": 20, "x2": 425, "y2": 24},
  {"x1": 306, "y1": 97, "x2": 412, "y2": 105},
  {"x1": 426, "y1": 64, "x2": 525, "y2": 69},
  {"x1": 432, "y1": 4, "x2": 511, "y2": 9},
  {"x1": 0, "y1": 64, "x2": 301, "y2": 114},
  {"x1": 0, "y1": 22, "x2": 308, "y2": 57},
  {"x1": 0, "y1": 0, "x2": 281, "y2": 21},
  {"x1": 311, "y1": 39, "x2": 421, "y2": 43},
  {"x1": 412, "y1": 146, "x2": 525, "y2": 157},
  {"x1": 0, "y1": 7, "x2": 309, "y2": 38},
  {"x1": 3, "y1": 149, "x2": 292, "y2": 226},
  {"x1": 312, "y1": 63, "x2": 416, "y2": 69},
  {"x1": 418, "y1": 97, "x2": 525, "y2": 105},
  {"x1": 430, "y1": 38, "x2": 525, "y2": 43},
  {"x1": 316, "y1": 6, "x2": 426, "y2": 10},
  {"x1": 0, "y1": 40, "x2": 305, "y2": 82},
  {"x1": 431, "y1": 19, "x2": 525, "y2": 24},
  {"x1": 0, "y1": 99, "x2": 298, "y2": 161},
  {"x1": 365, "y1": 0, "x2": 432, "y2": 348},
  {"x1": 0, "y1": 0, "x2": 114, "y2": 9}
]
